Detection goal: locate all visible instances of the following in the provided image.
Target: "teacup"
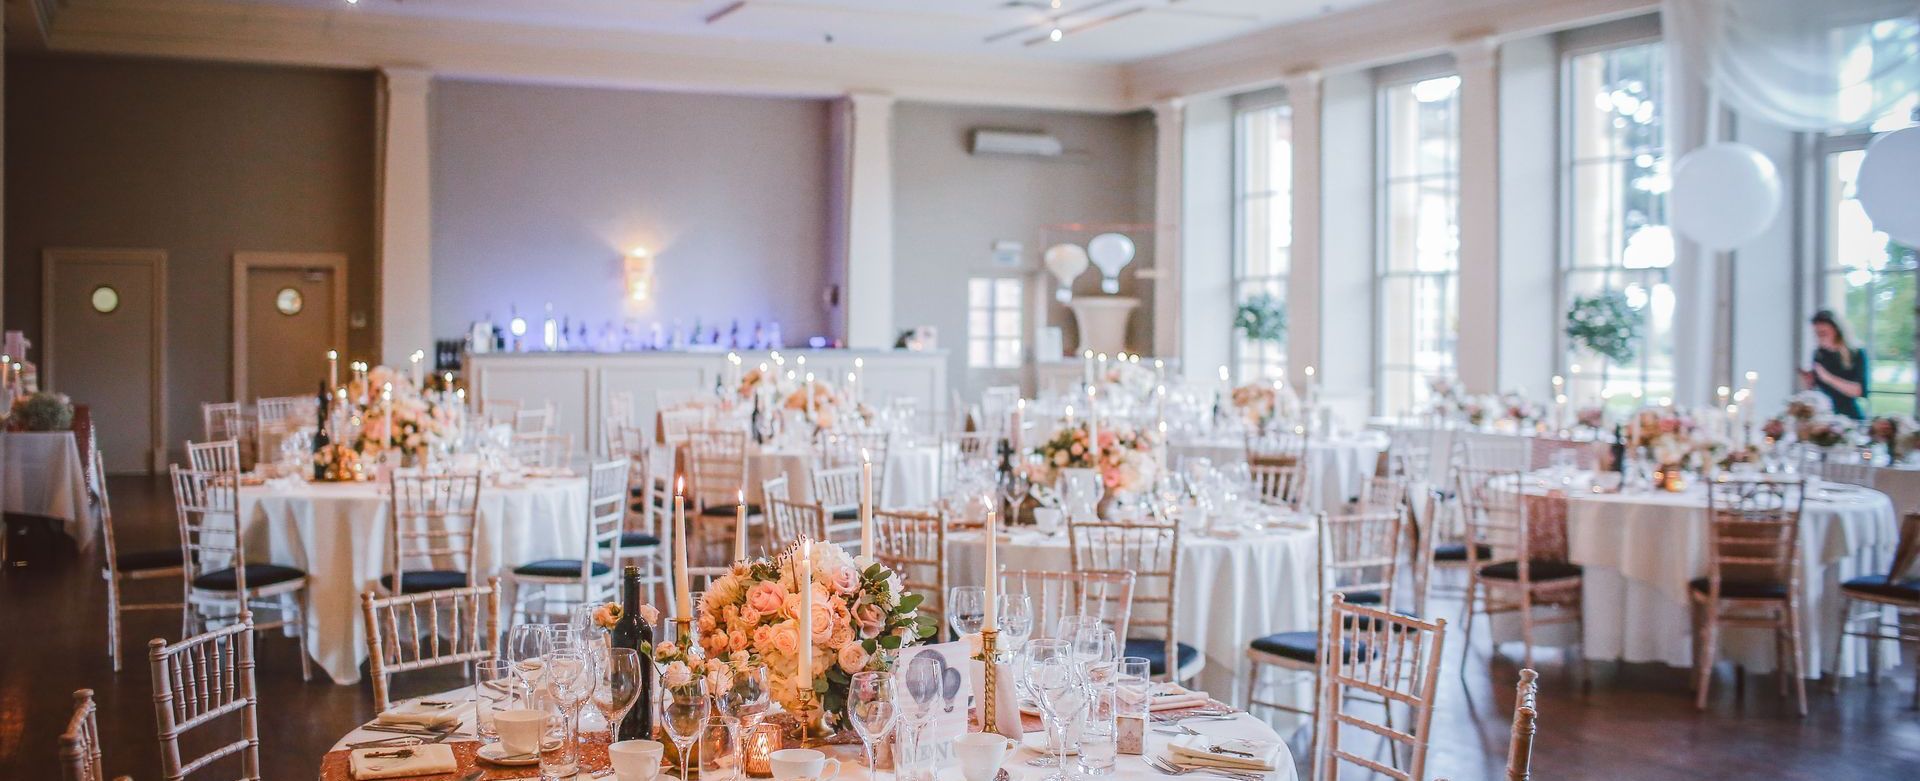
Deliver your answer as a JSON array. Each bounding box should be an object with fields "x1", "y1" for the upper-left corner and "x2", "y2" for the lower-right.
[
  {"x1": 493, "y1": 708, "x2": 546, "y2": 756},
  {"x1": 610, "y1": 739, "x2": 665, "y2": 781},
  {"x1": 1033, "y1": 507, "x2": 1063, "y2": 535},
  {"x1": 769, "y1": 748, "x2": 841, "y2": 781},
  {"x1": 954, "y1": 732, "x2": 1016, "y2": 781}
]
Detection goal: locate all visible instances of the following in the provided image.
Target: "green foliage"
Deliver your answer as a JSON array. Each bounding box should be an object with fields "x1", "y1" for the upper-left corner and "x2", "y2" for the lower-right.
[
  {"x1": 1234, "y1": 293, "x2": 1287, "y2": 344},
  {"x1": 10, "y1": 393, "x2": 73, "y2": 432},
  {"x1": 1565, "y1": 291, "x2": 1643, "y2": 364}
]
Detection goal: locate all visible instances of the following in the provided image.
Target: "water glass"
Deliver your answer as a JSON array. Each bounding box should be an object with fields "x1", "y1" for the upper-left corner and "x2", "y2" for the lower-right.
[
  {"x1": 1077, "y1": 684, "x2": 1117, "y2": 777},
  {"x1": 893, "y1": 717, "x2": 936, "y2": 781},
  {"x1": 948, "y1": 586, "x2": 988, "y2": 637},
  {"x1": 697, "y1": 716, "x2": 741, "y2": 781},
  {"x1": 1116, "y1": 657, "x2": 1152, "y2": 721},
  {"x1": 714, "y1": 666, "x2": 770, "y2": 726},
  {"x1": 996, "y1": 593, "x2": 1033, "y2": 653},
  {"x1": 473, "y1": 659, "x2": 515, "y2": 744}
]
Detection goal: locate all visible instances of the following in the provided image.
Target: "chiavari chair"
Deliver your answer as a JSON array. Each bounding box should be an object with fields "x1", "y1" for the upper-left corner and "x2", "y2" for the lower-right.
[
  {"x1": 1506, "y1": 668, "x2": 1540, "y2": 781},
  {"x1": 762, "y1": 475, "x2": 791, "y2": 503},
  {"x1": 1457, "y1": 469, "x2": 1582, "y2": 673},
  {"x1": 185, "y1": 439, "x2": 243, "y2": 475},
  {"x1": 1835, "y1": 511, "x2": 1920, "y2": 708},
  {"x1": 819, "y1": 431, "x2": 892, "y2": 503},
  {"x1": 148, "y1": 613, "x2": 262, "y2": 781},
  {"x1": 689, "y1": 428, "x2": 752, "y2": 518},
  {"x1": 1423, "y1": 440, "x2": 1485, "y2": 600},
  {"x1": 1250, "y1": 459, "x2": 1312, "y2": 511},
  {"x1": 382, "y1": 471, "x2": 484, "y2": 594},
  {"x1": 940, "y1": 431, "x2": 999, "y2": 495},
  {"x1": 482, "y1": 398, "x2": 522, "y2": 428},
  {"x1": 1694, "y1": 477, "x2": 1807, "y2": 716},
  {"x1": 1821, "y1": 460, "x2": 1877, "y2": 490},
  {"x1": 607, "y1": 440, "x2": 669, "y2": 597},
  {"x1": 607, "y1": 390, "x2": 635, "y2": 432},
  {"x1": 811, "y1": 463, "x2": 865, "y2": 524},
  {"x1": 1000, "y1": 568, "x2": 1136, "y2": 642},
  {"x1": 514, "y1": 405, "x2": 554, "y2": 435},
  {"x1": 871, "y1": 508, "x2": 947, "y2": 637},
  {"x1": 1462, "y1": 433, "x2": 1534, "y2": 473},
  {"x1": 361, "y1": 579, "x2": 501, "y2": 711},
  {"x1": 1246, "y1": 507, "x2": 1406, "y2": 761},
  {"x1": 201, "y1": 401, "x2": 257, "y2": 470},
  {"x1": 253, "y1": 395, "x2": 311, "y2": 463},
  {"x1": 1382, "y1": 426, "x2": 1435, "y2": 484},
  {"x1": 171, "y1": 465, "x2": 312, "y2": 680},
  {"x1": 60, "y1": 688, "x2": 128, "y2": 781},
  {"x1": 1314, "y1": 595, "x2": 1448, "y2": 781},
  {"x1": 511, "y1": 432, "x2": 573, "y2": 471},
  {"x1": 658, "y1": 406, "x2": 708, "y2": 446},
  {"x1": 763, "y1": 493, "x2": 835, "y2": 554},
  {"x1": 97, "y1": 444, "x2": 184, "y2": 671},
  {"x1": 508, "y1": 459, "x2": 628, "y2": 623},
  {"x1": 1068, "y1": 517, "x2": 1199, "y2": 682}
]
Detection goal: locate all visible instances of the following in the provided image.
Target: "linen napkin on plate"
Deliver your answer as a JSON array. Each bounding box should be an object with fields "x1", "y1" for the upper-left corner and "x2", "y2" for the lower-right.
[
  {"x1": 348, "y1": 743, "x2": 458, "y2": 779},
  {"x1": 373, "y1": 700, "x2": 461, "y2": 729},
  {"x1": 1147, "y1": 684, "x2": 1213, "y2": 712},
  {"x1": 1164, "y1": 734, "x2": 1283, "y2": 772}
]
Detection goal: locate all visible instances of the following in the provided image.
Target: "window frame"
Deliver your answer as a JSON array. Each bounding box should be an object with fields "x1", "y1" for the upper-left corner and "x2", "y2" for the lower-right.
[
  {"x1": 1231, "y1": 94, "x2": 1293, "y2": 384},
  {"x1": 965, "y1": 276, "x2": 1024, "y2": 370},
  {"x1": 1808, "y1": 130, "x2": 1920, "y2": 416},
  {"x1": 1373, "y1": 66, "x2": 1464, "y2": 416}
]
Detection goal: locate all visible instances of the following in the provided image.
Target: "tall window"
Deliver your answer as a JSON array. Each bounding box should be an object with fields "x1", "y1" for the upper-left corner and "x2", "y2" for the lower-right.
[
  {"x1": 1814, "y1": 20, "x2": 1919, "y2": 416},
  {"x1": 1234, "y1": 102, "x2": 1292, "y2": 381},
  {"x1": 1562, "y1": 41, "x2": 1673, "y2": 409},
  {"x1": 1377, "y1": 74, "x2": 1461, "y2": 415},
  {"x1": 967, "y1": 277, "x2": 1023, "y2": 369}
]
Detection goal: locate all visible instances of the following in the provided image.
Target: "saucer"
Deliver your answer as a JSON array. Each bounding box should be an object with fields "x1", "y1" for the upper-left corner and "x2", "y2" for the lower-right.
[{"x1": 476, "y1": 743, "x2": 540, "y2": 766}]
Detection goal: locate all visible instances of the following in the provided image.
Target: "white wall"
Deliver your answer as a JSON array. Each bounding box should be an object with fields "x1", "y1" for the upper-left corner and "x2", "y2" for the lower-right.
[
  {"x1": 1730, "y1": 116, "x2": 1802, "y2": 412},
  {"x1": 1179, "y1": 96, "x2": 1234, "y2": 382},
  {"x1": 1496, "y1": 34, "x2": 1560, "y2": 394},
  {"x1": 1317, "y1": 71, "x2": 1377, "y2": 406}
]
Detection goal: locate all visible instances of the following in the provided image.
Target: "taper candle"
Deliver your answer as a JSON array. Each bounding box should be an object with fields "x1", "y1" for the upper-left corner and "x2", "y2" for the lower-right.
[
  {"x1": 735, "y1": 489, "x2": 749, "y2": 562},
  {"x1": 984, "y1": 508, "x2": 998, "y2": 629},
  {"x1": 797, "y1": 539, "x2": 814, "y2": 692},
  {"x1": 859, "y1": 450, "x2": 874, "y2": 557},
  {"x1": 674, "y1": 477, "x2": 691, "y2": 619}
]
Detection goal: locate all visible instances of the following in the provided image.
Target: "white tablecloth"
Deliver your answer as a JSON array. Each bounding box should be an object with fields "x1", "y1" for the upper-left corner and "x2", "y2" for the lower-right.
[
  {"x1": 1169, "y1": 431, "x2": 1388, "y2": 512},
  {"x1": 0, "y1": 430, "x2": 94, "y2": 550},
  {"x1": 238, "y1": 477, "x2": 588, "y2": 685},
  {"x1": 946, "y1": 522, "x2": 1318, "y2": 705},
  {"x1": 748, "y1": 444, "x2": 940, "y2": 508},
  {"x1": 1493, "y1": 478, "x2": 1900, "y2": 678}
]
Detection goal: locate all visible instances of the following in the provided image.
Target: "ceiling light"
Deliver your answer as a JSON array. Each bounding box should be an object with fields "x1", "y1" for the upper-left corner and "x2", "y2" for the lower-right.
[
  {"x1": 1049, "y1": 27, "x2": 1063, "y2": 42},
  {"x1": 1051, "y1": 0, "x2": 1062, "y2": 7}
]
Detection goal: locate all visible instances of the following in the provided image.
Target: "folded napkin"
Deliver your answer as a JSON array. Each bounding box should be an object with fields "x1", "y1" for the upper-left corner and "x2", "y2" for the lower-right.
[
  {"x1": 349, "y1": 743, "x2": 459, "y2": 780},
  {"x1": 1164, "y1": 735, "x2": 1283, "y2": 772},
  {"x1": 373, "y1": 700, "x2": 461, "y2": 729},
  {"x1": 1148, "y1": 684, "x2": 1214, "y2": 712}
]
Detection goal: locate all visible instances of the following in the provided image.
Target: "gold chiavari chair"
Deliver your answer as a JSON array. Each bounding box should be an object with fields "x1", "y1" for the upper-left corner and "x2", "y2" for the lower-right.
[
  {"x1": 184, "y1": 439, "x2": 243, "y2": 475},
  {"x1": 658, "y1": 407, "x2": 708, "y2": 447},
  {"x1": 1506, "y1": 668, "x2": 1540, "y2": 781},
  {"x1": 1000, "y1": 569, "x2": 1136, "y2": 642},
  {"x1": 514, "y1": 405, "x2": 554, "y2": 435},
  {"x1": 1246, "y1": 507, "x2": 1406, "y2": 761},
  {"x1": 606, "y1": 391, "x2": 635, "y2": 434},
  {"x1": 1693, "y1": 477, "x2": 1807, "y2": 716},
  {"x1": 60, "y1": 689, "x2": 128, "y2": 781},
  {"x1": 98, "y1": 445, "x2": 185, "y2": 671},
  {"x1": 171, "y1": 466, "x2": 312, "y2": 680},
  {"x1": 1822, "y1": 460, "x2": 1878, "y2": 490},
  {"x1": 1314, "y1": 595, "x2": 1448, "y2": 781},
  {"x1": 148, "y1": 614, "x2": 262, "y2": 781},
  {"x1": 200, "y1": 402, "x2": 256, "y2": 471},
  {"x1": 361, "y1": 579, "x2": 501, "y2": 711},
  {"x1": 689, "y1": 429, "x2": 752, "y2": 517},
  {"x1": 1457, "y1": 469, "x2": 1582, "y2": 673},
  {"x1": 253, "y1": 395, "x2": 311, "y2": 463},
  {"x1": 762, "y1": 475, "x2": 791, "y2": 502},
  {"x1": 872, "y1": 508, "x2": 947, "y2": 637},
  {"x1": 764, "y1": 493, "x2": 833, "y2": 554},
  {"x1": 1835, "y1": 511, "x2": 1920, "y2": 708},
  {"x1": 1068, "y1": 518, "x2": 1199, "y2": 682},
  {"x1": 1462, "y1": 433, "x2": 1534, "y2": 474},
  {"x1": 511, "y1": 432, "x2": 573, "y2": 471},
  {"x1": 382, "y1": 471, "x2": 484, "y2": 594},
  {"x1": 1250, "y1": 459, "x2": 1312, "y2": 511},
  {"x1": 508, "y1": 459, "x2": 628, "y2": 623},
  {"x1": 482, "y1": 398, "x2": 522, "y2": 428}
]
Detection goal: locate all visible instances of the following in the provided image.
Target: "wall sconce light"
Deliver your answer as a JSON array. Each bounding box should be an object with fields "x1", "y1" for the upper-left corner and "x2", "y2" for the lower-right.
[{"x1": 625, "y1": 247, "x2": 654, "y2": 303}]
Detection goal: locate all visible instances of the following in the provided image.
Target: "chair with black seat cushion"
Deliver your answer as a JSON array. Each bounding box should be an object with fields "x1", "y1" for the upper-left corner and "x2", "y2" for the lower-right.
[
  {"x1": 361, "y1": 579, "x2": 499, "y2": 711},
  {"x1": 607, "y1": 440, "x2": 669, "y2": 603},
  {"x1": 1314, "y1": 595, "x2": 1448, "y2": 781},
  {"x1": 382, "y1": 471, "x2": 483, "y2": 595},
  {"x1": 1457, "y1": 467, "x2": 1582, "y2": 674},
  {"x1": 809, "y1": 464, "x2": 868, "y2": 543},
  {"x1": 1246, "y1": 506, "x2": 1406, "y2": 764},
  {"x1": 1692, "y1": 477, "x2": 1806, "y2": 716},
  {"x1": 1247, "y1": 430, "x2": 1311, "y2": 511},
  {"x1": 172, "y1": 465, "x2": 312, "y2": 680},
  {"x1": 1069, "y1": 517, "x2": 1199, "y2": 683},
  {"x1": 508, "y1": 459, "x2": 628, "y2": 624},
  {"x1": 764, "y1": 492, "x2": 836, "y2": 555},
  {"x1": 147, "y1": 613, "x2": 261, "y2": 781},
  {"x1": 1835, "y1": 511, "x2": 1920, "y2": 707},
  {"x1": 200, "y1": 402, "x2": 256, "y2": 471},
  {"x1": 97, "y1": 443, "x2": 185, "y2": 672}
]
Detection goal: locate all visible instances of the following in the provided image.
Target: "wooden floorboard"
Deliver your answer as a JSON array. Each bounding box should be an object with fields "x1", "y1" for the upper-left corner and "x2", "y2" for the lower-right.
[{"x1": 1, "y1": 475, "x2": 1916, "y2": 778}]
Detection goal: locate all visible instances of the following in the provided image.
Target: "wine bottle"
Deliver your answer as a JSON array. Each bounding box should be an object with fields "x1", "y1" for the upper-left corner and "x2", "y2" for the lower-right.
[
  {"x1": 312, "y1": 383, "x2": 332, "y2": 480},
  {"x1": 1611, "y1": 424, "x2": 1627, "y2": 474},
  {"x1": 613, "y1": 566, "x2": 655, "y2": 741}
]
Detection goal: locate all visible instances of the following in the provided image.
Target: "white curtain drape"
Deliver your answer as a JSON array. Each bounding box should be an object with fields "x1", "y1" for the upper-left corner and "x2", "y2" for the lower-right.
[{"x1": 1665, "y1": 0, "x2": 1919, "y2": 132}]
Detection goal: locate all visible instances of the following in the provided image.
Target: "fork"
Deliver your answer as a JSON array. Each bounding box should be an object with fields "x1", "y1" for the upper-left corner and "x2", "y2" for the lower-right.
[{"x1": 1145, "y1": 756, "x2": 1263, "y2": 781}]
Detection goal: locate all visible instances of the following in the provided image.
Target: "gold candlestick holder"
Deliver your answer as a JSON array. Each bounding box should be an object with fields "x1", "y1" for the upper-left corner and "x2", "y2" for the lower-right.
[
  {"x1": 793, "y1": 688, "x2": 826, "y2": 746},
  {"x1": 980, "y1": 626, "x2": 1000, "y2": 734}
]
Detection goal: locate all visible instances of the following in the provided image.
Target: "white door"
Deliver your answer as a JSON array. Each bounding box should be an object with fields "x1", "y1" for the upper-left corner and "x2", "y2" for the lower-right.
[
  {"x1": 45, "y1": 249, "x2": 166, "y2": 474},
  {"x1": 238, "y1": 259, "x2": 342, "y2": 401}
]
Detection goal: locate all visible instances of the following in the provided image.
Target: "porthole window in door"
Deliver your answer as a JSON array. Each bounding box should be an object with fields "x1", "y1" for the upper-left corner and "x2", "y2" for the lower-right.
[
  {"x1": 275, "y1": 287, "x2": 304, "y2": 316},
  {"x1": 90, "y1": 285, "x2": 120, "y2": 314}
]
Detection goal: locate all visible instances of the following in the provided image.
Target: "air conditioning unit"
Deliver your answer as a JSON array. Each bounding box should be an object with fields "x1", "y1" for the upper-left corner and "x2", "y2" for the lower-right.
[{"x1": 971, "y1": 129, "x2": 1064, "y2": 157}]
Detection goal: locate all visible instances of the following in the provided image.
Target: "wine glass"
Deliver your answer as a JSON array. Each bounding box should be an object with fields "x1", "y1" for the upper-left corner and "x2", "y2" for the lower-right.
[
  {"x1": 847, "y1": 671, "x2": 898, "y2": 776},
  {"x1": 1029, "y1": 653, "x2": 1084, "y2": 781},
  {"x1": 593, "y1": 648, "x2": 643, "y2": 752},
  {"x1": 507, "y1": 624, "x2": 551, "y2": 707},
  {"x1": 1054, "y1": 614, "x2": 1102, "y2": 643},
  {"x1": 996, "y1": 466, "x2": 1030, "y2": 522},
  {"x1": 947, "y1": 586, "x2": 987, "y2": 638},
  {"x1": 1019, "y1": 639, "x2": 1070, "y2": 769},
  {"x1": 660, "y1": 673, "x2": 709, "y2": 781},
  {"x1": 540, "y1": 647, "x2": 595, "y2": 779},
  {"x1": 996, "y1": 592, "x2": 1034, "y2": 653},
  {"x1": 714, "y1": 666, "x2": 770, "y2": 727},
  {"x1": 1072, "y1": 625, "x2": 1118, "y2": 678}
]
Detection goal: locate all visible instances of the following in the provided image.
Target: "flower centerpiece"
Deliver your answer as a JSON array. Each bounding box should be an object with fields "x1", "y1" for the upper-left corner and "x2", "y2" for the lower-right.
[
  {"x1": 1869, "y1": 414, "x2": 1920, "y2": 462},
  {"x1": 1564, "y1": 290, "x2": 1643, "y2": 364},
  {"x1": 1499, "y1": 392, "x2": 1545, "y2": 428},
  {"x1": 1629, "y1": 406, "x2": 1722, "y2": 475},
  {"x1": 1025, "y1": 422, "x2": 1163, "y2": 494},
  {"x1": 1427, "y1": 376, "x2": 1466, "y2": 418},
  {"x1": 1798, "y1": 414, "x2": 1856, "y2": 449},
  {"x1": 698, "y1": 546, "x2": 936, "y2": 730},
  {"x1": 1574, "y1": 406, "x2": 1609, "y2": 431},
  {"x1": 1460, "y1": 395, "x2": 1497, "y2": 428},
  {"x1": 1783, "y1": 391, "x2": 1832, "y2": 425},
  {"x1": 7, "y1": 392, "x2": 73, "y2": 432},
  {"x1": 1101, "y1": 359, "x2": 1158, "y2": 399},
  {"x1": 1230, "y1": 383, "x2": 1297, "y2": 429}
]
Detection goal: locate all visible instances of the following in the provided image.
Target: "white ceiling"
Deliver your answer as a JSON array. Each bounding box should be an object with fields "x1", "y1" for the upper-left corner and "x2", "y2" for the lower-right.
[{"x1": 225, "y1": 0, "x2": 1385, "y2": 64}]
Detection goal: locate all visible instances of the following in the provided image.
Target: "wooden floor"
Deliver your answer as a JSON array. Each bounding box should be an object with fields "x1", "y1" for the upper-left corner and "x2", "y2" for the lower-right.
[{"x1": 3, "y1": 476, "x2": 1918, "y2": 779}]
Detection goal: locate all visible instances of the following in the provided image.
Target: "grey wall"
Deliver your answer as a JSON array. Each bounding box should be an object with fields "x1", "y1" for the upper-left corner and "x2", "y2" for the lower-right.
[
  {"x1": 891, "y1": 102, "x2": 1155, "y2": 398},
  {"x1": 4, "y1": 54, "x2": 377, "y2": 462},
  {"x1": 430, "y1": 80, "x2": 835, "y2": 345}
]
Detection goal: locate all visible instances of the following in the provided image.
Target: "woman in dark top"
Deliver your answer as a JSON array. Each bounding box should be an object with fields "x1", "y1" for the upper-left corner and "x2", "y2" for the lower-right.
[{"x1": 1801, "y1": 310, "x2": 1868, "y2": 420}]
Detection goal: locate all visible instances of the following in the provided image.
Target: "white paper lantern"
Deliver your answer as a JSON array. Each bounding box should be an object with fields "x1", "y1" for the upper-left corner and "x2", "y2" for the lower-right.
[
  {"x1": 1669, "y1": 142, "x2": 1782, "y2": 251},
  {"x1": 1043, "y1": 243, "x2": 1089, "y2": 303},
  {"x1": 1856, "y1": 126, "x2": 1920, "y2": 249},
  {"x1": 1086, "y1": 233, "x2": 1136, "y2": 294}
]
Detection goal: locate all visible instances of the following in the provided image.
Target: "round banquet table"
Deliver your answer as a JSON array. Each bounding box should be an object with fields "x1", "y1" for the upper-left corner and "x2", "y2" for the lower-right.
[
  {"x1": 321, "y1": 687, "x2": 1298, "y2": 781},
  {"x1": 1490, "y1": 474, "x2": 1901, "y2": 677},
  {"x1": 747, "y1": 443, "x2": 941, "y2": 508},
  {"x1": 946, "y1": 518, "x2": 1319, "y2": 707},
  {"x1": 1168, "y1": 431, "x2": 1387, "y2": 512},
  {"x1": 237, "y1": 476, "x2": 588, "y2": 685}
]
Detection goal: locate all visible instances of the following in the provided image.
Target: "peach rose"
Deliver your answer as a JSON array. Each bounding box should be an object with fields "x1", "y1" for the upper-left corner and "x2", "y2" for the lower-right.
[
  {"x1": 639, "y1": 604, "x2": 661, "y2": 627},
  {"x1": 704, "y1": 631, "x2": 729, "y2": 654},
  {"x1": 855, "y1": 603, "x2": 887, "y2": 638},
  {"x1": 838, "y1": 643, "x2": 870, "y2": 672},
  {"x1": 829, "y1": 617, "x2": 855, "y2": 649},
  {"x1": 662, "y1": 661, "x2": 694, "y2": 688},
  {"x1": 770, "y1": 621, "x2": 801, "y2": 657},
  {"x1": 728, "y1": 629, "x2": 750, "y2": 653},
  {"x1": 752, "y1": 624, "x2": 776, "y2": 653},
  {"x1": 828, "y1": 565, "x2": 861, "y2": 595},
  {"x1": 747, "y1": 581, "x2": 787, "y2": 616},
  {"x1": 740, "y1": 606, "x2": 763, "y2": 626},
  {"x1": 808, "y1": 603, "x2": 835, "y2": 645}
]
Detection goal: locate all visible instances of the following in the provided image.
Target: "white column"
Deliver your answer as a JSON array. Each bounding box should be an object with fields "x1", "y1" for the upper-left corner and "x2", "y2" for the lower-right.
[
  {"x1": 1178, "y1": 96, "x2": 1235, "y2": 382},
  {"x1": 1285, "y1": 72, "x2": 1324, "y2": 391},
  {"x1": 376, "y1": 68, "x2": 434, "y2": 366},
  {"x1": 1453, "y1": 37, "x2": 1501, "y2": 394},
  {"x1": 1318, "y1": 71, "x2": 1376, "y2": 410},
  {"x1": 1665, "y1": 17, "x2": 1719, "y2": 407},
  {"x1": 1151, "y1": 99, "x2": 1184, "y2": 360},
  {"x1": 839, "y1": 92, "x2": 895, "y2": 349},
  {"x1": 1496, "y1": 35, "x2": 1559, "y2": 394}
]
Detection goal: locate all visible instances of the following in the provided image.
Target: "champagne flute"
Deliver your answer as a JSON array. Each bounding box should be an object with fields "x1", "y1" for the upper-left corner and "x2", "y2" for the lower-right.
[
  {"x1": 1030, "y1": 654, "x2": 1084, "y2": 781},
  {"x1": 507, "y1": 624, "x2": 551, "y2": 707},
  {"x1": 947, "y1": 586, "x2": 987, "y2": 638},
  {"x1": 847, "y1": 671, "x2": 898, "y2": 776},
  {"x1": 1020, "y1": 639, "x2": 1070, "y2": 768},
  {"x1": 660, "y1": 672, "x2": 709, "y2": 781},
  {"x1": 540, "y1": 647, "x2": 594, "y2": 779},
  {"x1": 997, "y1": 592, "x2": 1034, "y2": 653}
]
